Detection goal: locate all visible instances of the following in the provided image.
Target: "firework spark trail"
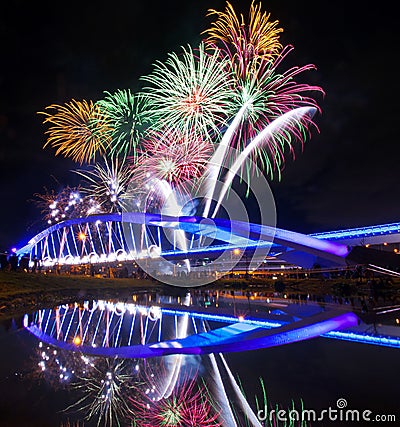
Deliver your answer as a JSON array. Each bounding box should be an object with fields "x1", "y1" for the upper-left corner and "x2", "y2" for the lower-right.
[
  {"x1": 222, "y1": 49, "x2": 323, "y2": 184},
  {"x1": 201, "y1": 101, "x2": 251, "y2": 219},
  {"x1": 208, "y1": 352, "x2": 238, "y2": 427},
  {"x1": 203, "y1": 2, "x2": 323, "y2": 183},
  {"x1": 219, "y1": 353, "x2": 263, "y2": 427},
  {"x1": 153, "y1": 179, "x2": 190, "y2": 273},
  {"x1": 211, "y1": 106, "x2": 317, "y2": 219},
  {"x1": 159, "y1": 293, "x2": 190, "y2": 399}
]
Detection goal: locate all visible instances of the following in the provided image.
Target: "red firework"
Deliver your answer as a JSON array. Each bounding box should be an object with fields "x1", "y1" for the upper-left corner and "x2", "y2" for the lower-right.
[
  {"x1": 129, "y1": 374, "x2": 222, "y2": 427},
  {"x1": 134, "y1": 128, "x2": 214, "y2": 193}
]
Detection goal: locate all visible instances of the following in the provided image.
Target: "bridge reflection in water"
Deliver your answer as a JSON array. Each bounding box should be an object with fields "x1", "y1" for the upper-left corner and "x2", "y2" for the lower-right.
[
  {"x1": 23, "y1": 292, "x2": 400, "y2": 426},
  {"x1": 24, "y1": 292, "x2": 400, "y2": 359}
]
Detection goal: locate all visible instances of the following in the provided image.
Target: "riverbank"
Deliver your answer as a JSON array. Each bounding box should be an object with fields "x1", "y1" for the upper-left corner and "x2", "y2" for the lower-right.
[
  {"x1": 1, "y1": 270, "x2": 400, "y2": 321},
  {"x1": 0, "y1": 271, "x2": 159, "y2": 321}
]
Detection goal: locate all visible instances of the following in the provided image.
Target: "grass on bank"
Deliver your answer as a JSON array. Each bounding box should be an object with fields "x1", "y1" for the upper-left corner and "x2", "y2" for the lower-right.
[
  {"x1": 1, "y1": 270, "x2": 400, "y2": 321},
  {"x1": 2, "y1": 270, "x2": 400, "y2": 299},
  {"x1": 0, "y1": 271, "x2": 155, "y2": 299}
]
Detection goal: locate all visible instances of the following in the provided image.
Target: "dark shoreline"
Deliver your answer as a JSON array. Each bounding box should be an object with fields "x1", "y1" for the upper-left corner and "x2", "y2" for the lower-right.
[
  {"x1": 0, "y1": 272, "x2": 159, "y2": 321},
  {"x1": 1, "y1": 270, "x2": 400, "y2": 322}
]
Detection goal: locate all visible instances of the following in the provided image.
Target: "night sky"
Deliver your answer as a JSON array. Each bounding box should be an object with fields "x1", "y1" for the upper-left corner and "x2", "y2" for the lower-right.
[{"x1": 1, "y1": 0, "x2": 399, "y2": 251}]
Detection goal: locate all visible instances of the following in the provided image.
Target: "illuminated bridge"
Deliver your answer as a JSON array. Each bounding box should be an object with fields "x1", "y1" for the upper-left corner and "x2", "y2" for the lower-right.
[
  {"x1": 310, "y1": 222, "x2": 400, "y2": 246},
  {"x1": 15, "y1": 213, "x2": 400, "y2": 274}
]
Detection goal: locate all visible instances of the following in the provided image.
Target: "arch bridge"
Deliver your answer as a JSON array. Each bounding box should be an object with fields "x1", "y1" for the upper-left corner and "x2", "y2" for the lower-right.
[{"x1": 15, "y1": 212, "x2": 382, "y2": 274}]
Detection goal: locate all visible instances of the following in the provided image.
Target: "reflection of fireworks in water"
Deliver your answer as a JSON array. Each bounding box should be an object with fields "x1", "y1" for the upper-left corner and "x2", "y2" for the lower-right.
[
  {"x1": 27, "y1": 341, "x2": 96, "y2": 390},
  {"x1": 236, "y1": 377, "x2": 309, "y2": 427},
  {"x1": 39, "y1": 99, "x2": 111, "y2": 164},
  {"x1": 204, "y1": 348, "x2": 310, "y2": 427},
  {"x1": 131, "y1": 367, "x2": 222, "y2": 427},
  {"x1": 28, "y1": 342, "x2": 140, "y2": 426},
  {"x1": 25, "y1": 301, "x2": 310, "y2": 427},
  {"x1": 75, "y1": 156, "x2": 134, "y2": 213},
  {"x1": 65, "y1": 357, "x2": 140, "y2": 427}
]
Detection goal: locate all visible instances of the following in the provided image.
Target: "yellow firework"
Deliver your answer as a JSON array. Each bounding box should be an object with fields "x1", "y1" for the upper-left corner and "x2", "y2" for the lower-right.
[
  {"x1": 203, "y1": 1, "x2": 283, "y2": 78},
  {"x1": 39, "y1": 99, "x2": 111, "y2": 164}
]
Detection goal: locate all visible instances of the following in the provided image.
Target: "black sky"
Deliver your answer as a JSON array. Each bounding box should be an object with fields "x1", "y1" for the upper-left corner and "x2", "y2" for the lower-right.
[{"x1": 1, "y1": 0, "x2": 399, "y2": 250}]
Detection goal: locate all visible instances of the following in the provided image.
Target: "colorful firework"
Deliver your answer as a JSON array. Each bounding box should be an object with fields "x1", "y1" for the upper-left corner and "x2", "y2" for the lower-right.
[
  {"x1": 208, "y1": 107, "x2": 318, "y2": 218},
  {"x1": 203, "y1": 0, "x2": 283, "y2": 79},
  {"x1": 228, "y1": 47, "x2": 323, "y2": 181},
  {"x1": 39, "y1": 99, "x2": 111, "y2": 164},
  {"x1": 75, "y1": 156, "x2": 135, "y2": 212},
  {"x1": 237, "y1": 376, "x2": 310, "y2": 427},
  {"x1": 65, "y1": 357, "x2": 139, "y2": 427},
  {"x1": 201, "y1": 1, "x2": 324, "y2": 182},
  {"x1": 139, "y1": 42, "x2": 236, "y2": 141},
  {"x1": 33, "y1": 186, "x2": 102, "y2": 225},
  {"x1": 36, "y1": 0, "x2": 324, "y2": 221},
  {"x1": 135, "y1": 127, "x2": 214, "y2": 194},
  {"x1": 26, "y1": 341, "x2": 97, "y2": 390},
  {"x1": 131, "y1": 371, "x2": 222, "y2": 427},
  {"x1": 96, "y1": 90, "x2": 149, "y2": 159}
]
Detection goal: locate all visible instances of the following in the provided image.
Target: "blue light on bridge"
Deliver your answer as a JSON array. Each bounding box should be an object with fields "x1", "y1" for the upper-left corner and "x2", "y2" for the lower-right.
[
  {"x1": 161, "y1": 308, "x2": 284, "y2": 329},
  {"x1": 324, "y1": 330, "x2": 400, "y2": 348},
  {"x1": 311, "y1": 222, "x2": 400, "y2": 241}
]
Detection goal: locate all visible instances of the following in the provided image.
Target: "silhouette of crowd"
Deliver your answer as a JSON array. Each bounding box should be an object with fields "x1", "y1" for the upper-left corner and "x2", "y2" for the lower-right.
[{"x1": 0, "y1": 249, "x2": 32, "y2": 273}]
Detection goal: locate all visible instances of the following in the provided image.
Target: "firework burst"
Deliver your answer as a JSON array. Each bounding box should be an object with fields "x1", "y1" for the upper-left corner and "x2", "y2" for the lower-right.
[
  {"x1": 230, "y1": 49, "x2": 324, "y2": 181},
  {"x1": 203, "y1": 0, "x2": 283, "y2": 79},
  {"x1": 140, "y1": 42, "x2": 236, "y2": 141},
  {"x1": 33, "y1": 186, "x2": 102, "y2": 225},
  {"x1": 131, "y1": 373, "x2": 222, "y2": 427},
  {"x1": 36, "y1": 0, "x2": 324, "y2": 222},
  {"x1": 96, "y1": 90, "x2": 149, "y2": 159},
  {"x1": 202, "y1": 1, "x2": 324, "y2": 181},
  {"x1": 75, "y1": 156, "x2": 135, "y2": 213},
  {"x1": 135, "y1": 127, "x2": 214, "y2": 195},
  {"x1": 39, "y1": 99, "x2": 111, "y2": 164},
  {"x1": 65, "y1": 357, "x2": 139, "y2": 427}
]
